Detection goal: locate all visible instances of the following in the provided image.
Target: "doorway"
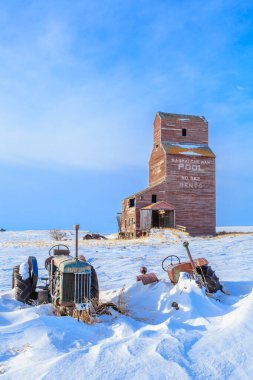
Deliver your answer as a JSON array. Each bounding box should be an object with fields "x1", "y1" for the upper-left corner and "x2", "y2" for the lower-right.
[{"x1": 152, "y1": 210, "x2": 174, "y2": 228}]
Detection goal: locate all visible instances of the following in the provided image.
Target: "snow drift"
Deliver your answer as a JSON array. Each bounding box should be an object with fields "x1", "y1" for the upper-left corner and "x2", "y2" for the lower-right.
[{"x1": 1, "y1": 230, "x2": 253, "y2": 379}]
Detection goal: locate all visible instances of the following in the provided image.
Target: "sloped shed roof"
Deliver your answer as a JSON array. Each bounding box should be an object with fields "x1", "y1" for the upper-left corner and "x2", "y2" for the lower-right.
[
  {"x1": 124, "y1": 183, "x2": 160, "y2": 200},
  {"x1": 162, "y1": 142, "x2": 215, "y2": 158},
  {"x1": 141, "y1": 201, "x2": 176, "y2": 211}
]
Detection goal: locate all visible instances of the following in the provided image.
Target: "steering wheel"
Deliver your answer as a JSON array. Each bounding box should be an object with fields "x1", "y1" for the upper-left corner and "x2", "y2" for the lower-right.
[
  {"x1": 162, "y1": 255, "x2": 181, "y2": 272},
  {"x1": 49, "y1": 244, "x2": 70, "y2": 257}
]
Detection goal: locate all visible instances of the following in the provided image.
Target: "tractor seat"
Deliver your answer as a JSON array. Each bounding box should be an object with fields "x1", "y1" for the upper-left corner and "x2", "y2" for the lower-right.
[{"x1": 53, "y1": 249, "x2": 70, "y2": 256}]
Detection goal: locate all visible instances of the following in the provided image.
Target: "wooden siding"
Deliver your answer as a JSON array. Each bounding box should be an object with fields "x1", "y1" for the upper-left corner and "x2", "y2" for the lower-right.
[
  {"x1": 121, "y1": 183, "x2": 167, "y2": 232},
  {"x1": 160, "y1": 115, "x2": 208, "y2": 145},
  {"x1": 140, "y1": 209, "x2": 152, "y2": 230},
  {"x1": 153, "y1": 113, "x2": 162, "y2": 147},
  {"x1": 149, "y1": 145, "x2": 166, "y2": 186},
  {"x1": 121, "y1": 199, "x2": 136, "y2": 236},
  {"x1": 165, "y1": 155, "x2": 216, "y2": 235}
]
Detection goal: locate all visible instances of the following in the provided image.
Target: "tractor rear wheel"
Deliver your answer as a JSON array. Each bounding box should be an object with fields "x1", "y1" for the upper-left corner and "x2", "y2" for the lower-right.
[
  {"x1": 12, "y1": 265, "x2": 20, "y2": 289},
  {"x1": 197, "y1": 265, "x2": 222, "y2": 293},
  {"x1": 12, "y1": 256, "x2": 38, "y2": 303}
]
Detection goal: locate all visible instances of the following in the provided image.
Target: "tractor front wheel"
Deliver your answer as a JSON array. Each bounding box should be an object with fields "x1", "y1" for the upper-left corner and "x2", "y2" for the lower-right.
[{"x1": 91, "y1": 267, "x2": 99, "y2": 306}]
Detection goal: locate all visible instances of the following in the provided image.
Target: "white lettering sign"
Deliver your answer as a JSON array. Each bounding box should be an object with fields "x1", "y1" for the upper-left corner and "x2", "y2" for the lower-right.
[
  {"x1": 171, "y1": 158, "x2": 211, "y2": 165},
  {"x1": 178, "y1": 163, "x2": 204, "y2": 172},
  {"x1": 171, "y1": 158, "x2": 212, "y2": 189}
]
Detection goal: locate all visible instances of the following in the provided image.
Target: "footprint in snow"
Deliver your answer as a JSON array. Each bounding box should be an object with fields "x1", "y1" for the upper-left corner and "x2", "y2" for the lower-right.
[{"x1": 0, "y1": 364, "x2": 9, "y2": 375}]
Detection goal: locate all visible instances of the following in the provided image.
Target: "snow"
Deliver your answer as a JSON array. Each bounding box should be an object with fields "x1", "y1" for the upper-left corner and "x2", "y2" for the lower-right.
[
  {"x1": 1, "y1": 229, "x2": 253, "y2": 379},
  {"x1": 170, "y1": 143, "x2": 204, "y2": 149},
  {"x1": 216, "y1": 226, "x2": 253, "y2": 233},
  {"x1": 179, "y1": 151, "x2": 202, "y2": 156},
  {"x1": 19, "y1": 261, "x2": 29, "y2": 280}
]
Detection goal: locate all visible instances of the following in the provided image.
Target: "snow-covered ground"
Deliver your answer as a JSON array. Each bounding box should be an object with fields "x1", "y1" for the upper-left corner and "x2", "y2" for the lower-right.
[{"x1": 1, "y1": 228, "x2": 253, "y2": 379}]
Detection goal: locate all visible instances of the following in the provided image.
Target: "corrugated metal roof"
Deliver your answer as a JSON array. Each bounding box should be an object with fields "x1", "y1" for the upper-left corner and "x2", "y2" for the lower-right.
[
  {"x1": 162, "y1": 142, "x2": 215, "y2": 158},
  {"x1": 158, "y1": 112, "x2": 207, "y2": 123},
  {"x1": 142, "y1": 201, "x2": 176, "y2": 210}
]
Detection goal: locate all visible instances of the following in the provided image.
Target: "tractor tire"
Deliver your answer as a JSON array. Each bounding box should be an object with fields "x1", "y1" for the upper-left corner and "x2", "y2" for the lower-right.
[
  {"x1": 198, "y1": 265, "x2": 222, "y2": 293},
  {"x1": 14, "y1": 274, "x2": 33, "y2": 303},
  {"x1": 45, "y1": 256, "x2": 53, "y2": 270},
  {"x1": 28, "y1": 256, "x2": 38, "y2": 288},
  {"x1": 12, "y1": 265, "x2": 20, "y2": 289},
  {"x1": 91, "y1": 266, "x2": 99, "y2": 303},
  {"x1": 13, "y1": 256, "x2": 38, "y2": 303}
]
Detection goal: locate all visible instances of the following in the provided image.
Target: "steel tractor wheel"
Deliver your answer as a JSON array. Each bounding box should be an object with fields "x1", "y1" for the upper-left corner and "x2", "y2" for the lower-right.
[
  {"x1": 196, "y1": 265, "x2": 222, "y2": 294},
  {"x1": 12, "y1": 265, "x2": 20, "y2": 289},
  {"x1": 12, "y1": 256, "x2": 38, "y2": 303}
]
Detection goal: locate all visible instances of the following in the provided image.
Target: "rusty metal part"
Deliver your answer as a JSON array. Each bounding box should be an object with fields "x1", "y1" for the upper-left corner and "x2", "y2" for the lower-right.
[
  {"x1": 37, "y1": 290, "x2": 49, "y2": 304},
  {"x1": 45, "y1": 256, "x2": 53, "y2": 270},
  {"x1": 83, "y1": 233, "x2": 107, "y2": 240},
  {"x1": 79, "y1": 255, "x2": 86, "y2": 262},
  {"x1": 54, "y1": 249, "x2": 70, "y2": 256},
  {"x1": 140, "y1": 266, "x2": 147, "y2": 274},
  {"x1": 136, "y1": 272, "x2": 159, "y2": 285},
  {"x1": 162, "y1": 255, "x2": 181, "y2": 271},
  {"x1": 49, "y1": 244, "x2": 70, "y2": 257},
  {"x1": 50, "y1": 259, "x2": 54, "y2": 294},
  {"x1": 167, "y1": 258, "x2": 208, "y2": 284},
  {"x1": 171, "y1": 301, "x2": 179, "y2": 310},
  {"x1": 183, "y1": 241, "x2": 197, "y2": 273},
  {"x1": 95, "y1": 302, "x2": 125, "y2": 315}
]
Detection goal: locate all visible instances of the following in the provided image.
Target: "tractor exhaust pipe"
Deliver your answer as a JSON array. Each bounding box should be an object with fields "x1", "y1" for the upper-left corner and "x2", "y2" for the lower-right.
[{"x1": 74, "y1": 224, "x2": 79, "y2": 260}]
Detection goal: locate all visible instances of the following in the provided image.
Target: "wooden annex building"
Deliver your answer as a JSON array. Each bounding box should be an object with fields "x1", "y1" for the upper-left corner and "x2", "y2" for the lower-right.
[{"x1": 118, "y1": 112, "x2": 216, "y2": 237}]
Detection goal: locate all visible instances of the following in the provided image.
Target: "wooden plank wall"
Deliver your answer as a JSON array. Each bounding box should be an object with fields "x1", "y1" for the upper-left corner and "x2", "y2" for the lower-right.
[
  {"x1": 160, "y1": 115, "x2": 208, "y2": 145},
  {"x1": 166, "y1": 155, "x2": 216, "y2": 235}
]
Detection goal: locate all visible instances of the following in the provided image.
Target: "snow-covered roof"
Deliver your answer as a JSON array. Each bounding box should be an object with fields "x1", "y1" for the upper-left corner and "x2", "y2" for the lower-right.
[
  {"x1": 162, "y1": 142, "x2": 215, "y2": 158},
  {"x1": 158, "y1": 112, "x2": 207, "y2": 123}
]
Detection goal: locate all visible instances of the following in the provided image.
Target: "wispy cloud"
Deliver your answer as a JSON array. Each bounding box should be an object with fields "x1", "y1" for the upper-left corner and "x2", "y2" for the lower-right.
[{"x1": 0, "y1": 0, "x2": 252, "y2": 175}]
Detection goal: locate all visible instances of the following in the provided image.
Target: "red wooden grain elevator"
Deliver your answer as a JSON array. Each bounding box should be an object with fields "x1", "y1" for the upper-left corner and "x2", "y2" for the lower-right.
[{"x1": 119, "y1": 112, "x2": 216, "y2": 237}]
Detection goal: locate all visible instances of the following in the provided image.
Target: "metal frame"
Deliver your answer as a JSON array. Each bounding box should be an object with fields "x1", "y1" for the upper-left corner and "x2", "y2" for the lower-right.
[{"x1": 74, "y1": 272, "x2": 91, "y2": 310}]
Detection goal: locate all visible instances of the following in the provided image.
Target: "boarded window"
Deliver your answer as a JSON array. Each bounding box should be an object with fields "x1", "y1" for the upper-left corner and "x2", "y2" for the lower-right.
[
  {"x1": 182, "y1": 128, "x2": 187, "y2": 136},
  {"x1": 152, "y1": 194, "x2": 157, "y2": 203}
]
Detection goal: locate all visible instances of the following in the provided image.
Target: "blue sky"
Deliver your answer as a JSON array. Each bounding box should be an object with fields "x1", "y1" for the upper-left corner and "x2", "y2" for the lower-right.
[{"x1": 1, "y1": 1, "x2": 253, "y2": 232}]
